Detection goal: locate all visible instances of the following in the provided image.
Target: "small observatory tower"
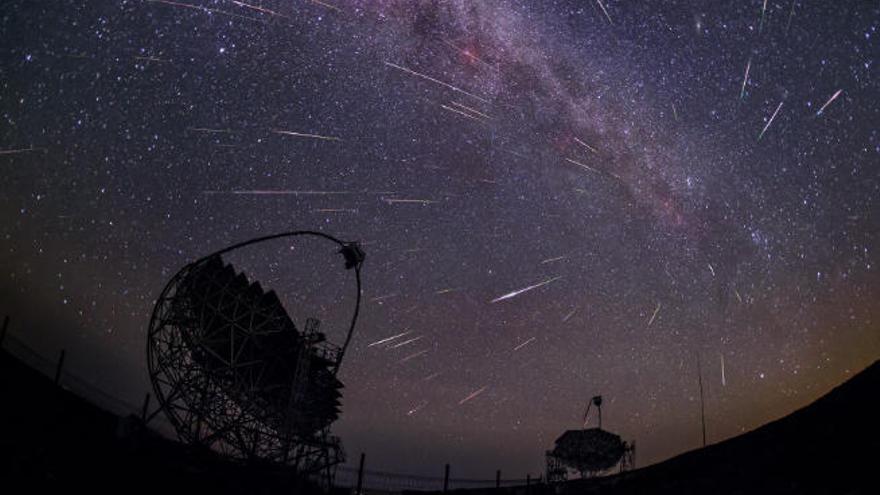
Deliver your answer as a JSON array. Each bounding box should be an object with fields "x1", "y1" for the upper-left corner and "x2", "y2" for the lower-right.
[{"x1": 546, "y1": 395, "x2": 635, "y2": 481}]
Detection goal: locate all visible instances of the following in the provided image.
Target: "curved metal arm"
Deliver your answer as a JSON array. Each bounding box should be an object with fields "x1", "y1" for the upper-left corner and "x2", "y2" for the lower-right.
[{"x1": 180, "y1": 230, "x2": 363, "y2": 374}]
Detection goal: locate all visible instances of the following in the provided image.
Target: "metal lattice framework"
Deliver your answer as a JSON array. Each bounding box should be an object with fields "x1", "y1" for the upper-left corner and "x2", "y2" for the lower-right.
[
  {"x1": 147, "y1": 231, "x2": 364, "y2": 481},
  {"x1": 546, "y1": 395, "x2": 636, "y2": 482}
]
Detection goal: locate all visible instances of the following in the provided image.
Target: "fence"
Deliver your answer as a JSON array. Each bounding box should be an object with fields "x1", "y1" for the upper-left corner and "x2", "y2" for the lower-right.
[
  {"x1": 0, "y1": 316, "x2": 177, "y2": 433},
  {"x1": 0, "y1": 316, "x2": 543, "y2": 493},
  {"x1": 334, "y1": 459, "x2": 541, "y2": 492}
]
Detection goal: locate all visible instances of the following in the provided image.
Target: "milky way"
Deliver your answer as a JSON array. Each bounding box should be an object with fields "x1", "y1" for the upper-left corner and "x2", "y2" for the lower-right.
[{"x1": 1, "y1": 0, "x2": 878, "y2": 479}]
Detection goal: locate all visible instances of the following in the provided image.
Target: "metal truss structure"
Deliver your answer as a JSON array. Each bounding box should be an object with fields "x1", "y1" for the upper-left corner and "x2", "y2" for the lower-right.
[{"x1": 147, "y1": 231, "x2": 364, "y2": 487}]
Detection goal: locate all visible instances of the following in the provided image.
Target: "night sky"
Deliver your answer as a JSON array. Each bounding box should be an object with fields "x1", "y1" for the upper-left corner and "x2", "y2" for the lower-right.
[{"x1": 1, "y1": 0, "x2": 879, "y2": 479}]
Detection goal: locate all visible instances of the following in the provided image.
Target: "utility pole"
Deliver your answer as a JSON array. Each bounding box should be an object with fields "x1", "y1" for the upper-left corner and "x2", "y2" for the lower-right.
[
  {"x1": 697, "y1": 353, "x2": 706, "y2": 447},
  {"x1": 0, "y1": 315, "x2": 9, "y2": 347}
]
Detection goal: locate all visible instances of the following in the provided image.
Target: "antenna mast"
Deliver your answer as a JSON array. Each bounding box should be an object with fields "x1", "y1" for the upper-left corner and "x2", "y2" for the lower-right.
[{"x1": 697, "y1": 353, "x2": 706, "y2": 447}]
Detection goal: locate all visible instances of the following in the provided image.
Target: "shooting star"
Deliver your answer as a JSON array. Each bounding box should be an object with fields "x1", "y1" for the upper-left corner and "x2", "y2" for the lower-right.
[
  {"x1": 785, "y1": 0, "x2": 797, "y2": 34},
  {"x1": 134, "y1": 56, "x2": 169, "y2": 63},
  {"x1": 0, "y1": 146, "x2": 43, "y2": 156},
  {"x1": 382, "y1": 198, "x2": 438, "y2": 205},
  {"x1": 647, "y1": 301, "x2": 661, "y2": 326},
  {"x1": 563, "y1": 307, "x2": 578, "y2": 322},
  {"x1": 759, "y1": 0, "x2": 768, "y2": 32},
  {"x1": 450, "y1": 101, "x2": 491, "y2": 120},
  {"x1": 541, "y1": 255, "x2": 567, "y2": 264},
  {"x1": 187, "y1": 127, "x2": 234, "y2": 134},
  {"x1": 440, "y1": 104, "x2": 483, "y2": 122},
  {"x1": 708, "y1": 263, "x2": 716, "y2": 277},
  {"x1": 311, "y1": 0, "x2": 341, "y2": 13},
  {"x1": 816, "y1": 89, "x2": 843, "y2": 116},
  {"x1": 513, "y1": 337, "x2": 537, "y2": 351},
  {"x1": 272, "y1": 129, "x2": 341, "y2": 141},
  {"x1": 565, "y1": 157, "x2": 601, "y2": 175},
  {"x1": 423, "y1": 372, "x2": 442, "y2": 381},
  {"x1": 370, "y1": 293, "x2": 398, "y2": 303},
  {"x1": 384, "y1": 61, "x2": 488, "y2": 103},
  {"x1": 146, "y1": 0, "x2": 260, "y2": 22},
  {"x1": 442, "y1": 39, "x2": 495, "y2": 71},
  {"x1": 758, "y1": 100, "x2": 784, "y2": 141},
  {"x1": 312, "y1": 208, "x2": 358, "y2": 213},
  {"x1": 721, "y1": 354, "x2": 727, "y2": 386},
  {"x1": 389, "y1": 336, "x2": 423, "y2": 349},
  {"x1": 574, "y1": 137, "x2": 598, "y2": 154},
  {"x1": 407, "y1": 400, "x2": 429, "y2": 416},
  {"x1": 491, "y1": 276, "x2": 562, "y2": 303},
  {"x1": 399, "y1": 350, "x2": 428, "y2": 363},
  {"x1": 458, "y1": 386, "x2": 488, "y2": 405},
  {"x1": 734, "y1": 289, "x2": 743, "y2": 303},
  {"x1": 740, "y1": 58, "x2": 751, "y2": 100},
  {"x1": 231, "y1": 0, "x2": 288, "y2": 18},
  {"x1": 434, "y1": 287, "x2": 462, "y2": 295},
  {"x1": 368, "y1": 331, "x2": 412, "y2": 347},
  {"x1": 202, "y1": 190, "x2": 353, "y2": 196},
  {"x1": 595, "y1": 0, "x2": 613, "y2": 24}
]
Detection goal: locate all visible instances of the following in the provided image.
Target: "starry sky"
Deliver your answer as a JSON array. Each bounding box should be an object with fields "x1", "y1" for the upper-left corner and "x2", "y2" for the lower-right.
[{"x1": 1, "y1": 0, "x2": 879, "y2": 479}]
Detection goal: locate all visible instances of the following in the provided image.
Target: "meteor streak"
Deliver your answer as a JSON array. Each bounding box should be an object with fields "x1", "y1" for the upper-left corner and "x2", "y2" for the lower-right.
[
  {"x1": 541, "y1": 255, "x2": 567, "y2": 264},
  {"x1": 370, "y1": 293, "x2": 398, "y2": 302},
  {"x1": 708, "y1": 263, "x2": 716, "y2": 277},
  {"x1": 0, "y1": 147, "x2": 42, "y2": 156},
  {"x1": 389, "y1": 336, "x2": 423, "y2": 349},
  {"x1": 146, "y1": 0, "x2": 260, "y2": 22},
  {"x1": 407, "y1": 400, "x2": 428, "y2": 416},
  {"x1": 368, "y1": 331, "x2": 412, "y2": 347},
  {"x1": 134, "y1": 56, "x2": 169, "y2": 63},
  {"x1": 440, "y1": 104, "x2": 483, "y2": 122},
  {"x1": 574, "y1": 137, "x2": 598, "y2": 154},
  {"x1": 231, "y1": 0, "x2": 287, "y2": 18},
  {"x1": 450, "y1": 101, "x2": 491, "y2": 120},
  {"x1": 595, "y1": 0, "x2": 613, "y2": 24},
  {"x1": 382, "y1": 198, "x2": 438, "y2": 205},
  {"x1": 816, "y1": 89, "x2": 842, "y2": 116},
  {"x1": 187, "y1": 127, "x2": 234, "y2": 134},
  {"x1": 562, "y1": 307, "x2": 578, "y2": 322},
  {"x1": 400, "y1": 350, "x2": 428, "y2": 363},
  {"x1": 442, "y1": 40, "x2": 495, "y2": 70},
  {"x1": 721, "y1": 354, "x2": 727, "y2": 386},
  {"x1": 740, "y1": 58, "x2": 751, "y2": 99},
  {"x1": 202, "y1": 190, "x2": 353, "y2": 196},
  {"x1": 758, "y1": 100, "x2": 784, "y2": 141},
  {"x1": 312, "y1": 208, "x2": 357, "y2": 213},
  {"x1": 272, "y1": 129, "x2": 341, "y2": 141},
  {"x1": 759, "y1": 0, "x2": 768, "y2": 32},
  {"x1": 310, "y1": 0, "x2": 341, "y2": 13},
  {"x1": 647, "y1": 301, "x2": 661, "y2": 326},
  {"x1": 384, "y1": 61, "x2": 488, "y2": 103},
  {"x1": 513, "y1": 337, "x2": 536, "y2": 351},
  {"x1": 491, "y1": 276, "x2": 562, "y2": 303},
  {"x1": 565, "y1": 157, "x2": 601, "y2": 175},
  {"x1": 458, "y1": 386, "x2": 488, "y2": 405}
]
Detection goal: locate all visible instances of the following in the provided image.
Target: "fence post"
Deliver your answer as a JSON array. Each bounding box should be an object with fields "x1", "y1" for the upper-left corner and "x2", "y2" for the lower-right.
[
  {"x1": 141, "y1": 393, "x2": 151, "y2": 422},
  {"x1": 496, "y1": 470, "x2": 501, "y2": 489},
  {"x1": 54, "y1": 349, "x2": 66, "y2": 385},
  {"x1": 526, "y1": 474, "x2": 531, "y2": 495},
  {"x1": 356, "y1": 452, "x2": 365, "y2": 495},
  {"x1": 443, "y1": 463, "x2": 450, "y2": 493},
  {"x1": 0, "y1": 315, "x2": 9, "y2": 348}
]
